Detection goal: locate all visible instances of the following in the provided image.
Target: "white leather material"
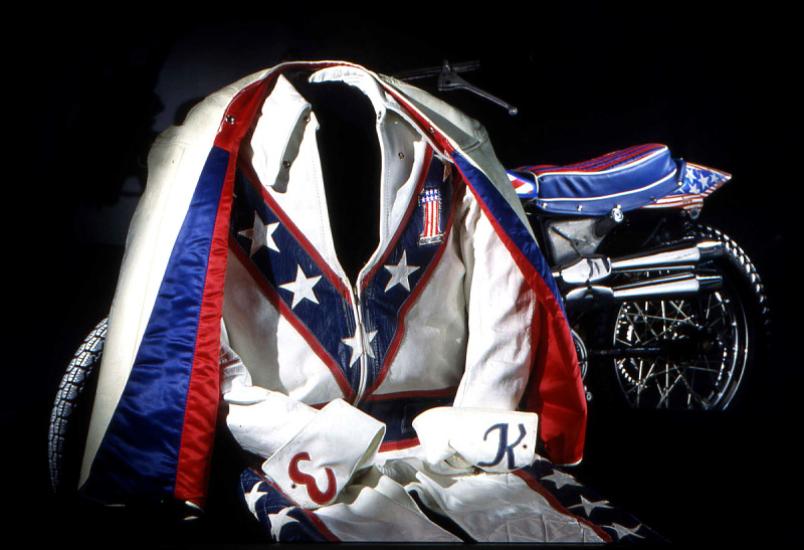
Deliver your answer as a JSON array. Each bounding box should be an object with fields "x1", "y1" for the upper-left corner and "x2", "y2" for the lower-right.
[
  {"x1": 313, "y1": 467, "x2": 461, "y2": 542},
  {"x1": 370, "y1": 227, "x2": 467, "y2": 395},
  {"x1": 453, "y1": 188, "x2": 537, "y2": 409},
  {"x1": 223, "y1": 251, "x2": 344, "y2": 404},
  {"x1": 261, "y1": 399, "x2": 385, "y2": 509},
  {"x1": 412, "y1": 407, "x2": 539, "y2": 474},
  {"x1": 408, "y1": 468, "x2": 606, "y2": 543}
]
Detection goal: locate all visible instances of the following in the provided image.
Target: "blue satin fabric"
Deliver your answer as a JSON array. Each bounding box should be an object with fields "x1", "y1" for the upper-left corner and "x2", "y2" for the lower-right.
[{"x1": 83, "y1": 147, "x2": 230, "y2": 502}]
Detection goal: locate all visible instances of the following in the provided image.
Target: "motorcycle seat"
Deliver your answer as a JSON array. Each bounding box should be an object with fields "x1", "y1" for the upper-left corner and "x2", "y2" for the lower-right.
[{"x1": 508, "y1": 144, "x2": 685, "y2": 216}]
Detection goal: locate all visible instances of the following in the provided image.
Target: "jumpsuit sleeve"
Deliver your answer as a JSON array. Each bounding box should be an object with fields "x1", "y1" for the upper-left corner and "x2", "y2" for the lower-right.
[
  {"x1": 449, "y1": 176, "x2": 588, "y2": 466},
  {"x1": 220, "y1": 321, "x2": 385, "y2": 509}
]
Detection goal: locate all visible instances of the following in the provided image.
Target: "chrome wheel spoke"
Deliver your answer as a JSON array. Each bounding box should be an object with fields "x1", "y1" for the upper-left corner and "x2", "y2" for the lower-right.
[{"x1": 613, "y1": 287, "x2": 744, "y2": 410}]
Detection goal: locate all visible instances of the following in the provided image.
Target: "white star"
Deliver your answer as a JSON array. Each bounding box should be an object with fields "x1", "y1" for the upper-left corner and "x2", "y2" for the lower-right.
[
  {"x1": 698, "y1": 174, "x2": 711, "y2": 186},
  {"x1": 341, "y1": 327, "x2": 378, "y2": 368},
  {"x1": 383, "y1": 250, "x2": 420, "y2": 292},
  {"x1": 570, "y1": 495, "x2": 613, "y2": 516},
  {"x1": 244, "y1": 481, "x2": 268, "y2": 519},
  {"x1": 685, "y1": 166, "x2": 698, "y2": 182},
  {"x1": 606, "y1": 522, "x2": 645, "y2": 541},
  {"x1": 279, "y1": 265, "x2": 322, "y2": 309},
  {"x1": 688, "y1": 183, "x2": 700, "y2": 194},
  {"x1": 541, "y1": 469, "x2": 582, "y2": 490},
  {"x1": 268, "y1": 506, "x2": 300, "y2": 541},
  {"x1": 238, "y1": 213, "x2": 280, "y2": 257}
]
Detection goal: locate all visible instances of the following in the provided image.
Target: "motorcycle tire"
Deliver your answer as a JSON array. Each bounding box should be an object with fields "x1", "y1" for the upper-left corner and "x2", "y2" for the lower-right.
[
  {"x1": 48, "y1": 318, "x2": 107, "y2": 494},
  {"x1": 599, "y1": 223, "x2": 770, "y2": 411}
]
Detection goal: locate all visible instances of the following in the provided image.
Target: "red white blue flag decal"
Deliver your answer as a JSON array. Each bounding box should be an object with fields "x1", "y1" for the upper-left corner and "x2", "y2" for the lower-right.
[{"x1": 418, "y1": 187, "x2": 444, "y2": 245}]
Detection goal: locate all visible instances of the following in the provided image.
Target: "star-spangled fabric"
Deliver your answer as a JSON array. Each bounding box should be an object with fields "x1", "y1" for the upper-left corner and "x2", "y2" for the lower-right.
[
  {"x1": 238, "y1": 461, "x2": 667, "y2": 543},
  {"x1": 518, "y1": 459, "x2": 667, "y2": 544},
  {"x1": 509, "y1": 146, "x2": 732, "y2": 214}
]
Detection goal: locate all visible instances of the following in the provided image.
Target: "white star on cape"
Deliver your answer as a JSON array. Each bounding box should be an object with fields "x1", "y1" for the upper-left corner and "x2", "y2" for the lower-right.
[
  {"x1": 606, "y1": 522, "x2": 644, "y2": 541},
  {"x1": 570, "y1": 495, "x2": 612, "y2": 516},
  {"x1": 383, "y1": 250, "x2": 420, "y2": 292},
  {"x1": 244, "y1": 481, "x2": 268, "y2": 519},
  {"x1": 279, "y1": 265, "x2": 322, "y2": 309},
  {"x1": 238, "y1": 213, "x2": 280, "y2": 257},
  {"x1": 342, "y1": 327, "x2": 378, "y2": 368},
  {"x1": 268, "y1": 506, "x2": 300, "y2": 541},
  {"x1": 541, "y1": 469, "x2": 582, "y2": 490}
]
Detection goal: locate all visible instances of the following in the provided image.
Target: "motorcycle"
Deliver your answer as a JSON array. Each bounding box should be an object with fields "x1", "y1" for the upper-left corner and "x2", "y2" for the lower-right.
[
  {"x1": 399, "y1": 60, "x2": 770, "y2": 411},
  {"x1": 48, "y1": 60, "x2": 770, "y2": 494},
  {"x1": 507, "y1": 145, "x2": 769, "y2": 411}
]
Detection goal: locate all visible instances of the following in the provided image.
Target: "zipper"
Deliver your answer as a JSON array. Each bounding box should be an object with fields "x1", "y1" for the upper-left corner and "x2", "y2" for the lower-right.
[
  {"x1": 352, "y1": 283, "x2": 369, "y2": 404},
  {"x1": 344, "y1": 278, "x2": 369, "y2": 406}
]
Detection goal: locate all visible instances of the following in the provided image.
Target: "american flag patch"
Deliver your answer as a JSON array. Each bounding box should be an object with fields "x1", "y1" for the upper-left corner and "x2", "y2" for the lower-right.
[{"x1": 418, "y1": 187, "x2": 444, "y2": 245}]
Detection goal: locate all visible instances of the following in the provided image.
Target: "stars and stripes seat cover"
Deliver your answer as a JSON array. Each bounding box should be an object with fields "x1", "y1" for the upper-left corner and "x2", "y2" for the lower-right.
[
  {"x1": 508, "y1": 143, "x2": 731, "y2": 216},
  {"x1": 77, "y1": 60, "x2": 661, "y2": 543}
]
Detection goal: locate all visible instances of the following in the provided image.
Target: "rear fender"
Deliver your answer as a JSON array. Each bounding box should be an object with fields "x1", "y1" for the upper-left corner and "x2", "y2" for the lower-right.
[{"x1": 641, "y1": 162, "x2": 732, "y2": 211}]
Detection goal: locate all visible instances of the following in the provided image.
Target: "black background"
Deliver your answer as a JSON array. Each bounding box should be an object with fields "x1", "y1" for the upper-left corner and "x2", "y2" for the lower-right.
[{"x1": 7, "y1": 4, "x2": 799, "y2": 546}]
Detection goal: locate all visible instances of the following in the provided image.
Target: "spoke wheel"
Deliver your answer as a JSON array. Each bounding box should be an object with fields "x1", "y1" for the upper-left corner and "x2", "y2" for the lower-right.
[{"x1": 612, "y1": 289, "x2": 748, "y2": 410}]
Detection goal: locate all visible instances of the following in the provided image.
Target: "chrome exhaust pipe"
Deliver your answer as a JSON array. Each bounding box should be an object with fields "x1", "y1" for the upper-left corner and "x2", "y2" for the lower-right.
[
  {"x1": 553, "y1": 241, "x2": 724, "y2": 285},
  {"x1": 612, "y1": 273, "x2": 721, "y2": 299},
  {"x1": 565, "y1": 273, "x2": 723, "y2": 304},
  {"x1": 610, "y1": 240, "x2": 723, "y2": 272}
]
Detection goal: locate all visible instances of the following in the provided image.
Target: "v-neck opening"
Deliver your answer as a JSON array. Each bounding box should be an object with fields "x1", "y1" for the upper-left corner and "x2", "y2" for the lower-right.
[
  {"x1": 243, "y1": 66, "x2": 435, "y2": 298},
  {"x1": 287, "y1": 75, "x2": 431, "y2": 294},
  {"x1": 309, "y1": 111, "x2": 431, "y2": 293}
]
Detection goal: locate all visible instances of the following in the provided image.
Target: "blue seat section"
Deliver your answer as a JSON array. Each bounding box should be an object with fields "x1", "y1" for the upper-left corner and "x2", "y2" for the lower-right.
[{"x1": 508, "y1": 144, "x2": 685, "y2": 216}]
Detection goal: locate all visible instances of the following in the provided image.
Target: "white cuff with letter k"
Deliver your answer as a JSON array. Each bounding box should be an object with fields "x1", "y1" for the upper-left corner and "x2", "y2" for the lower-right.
[{"x1": 412, "y1": 407, "x2": 539, "y2": 474}]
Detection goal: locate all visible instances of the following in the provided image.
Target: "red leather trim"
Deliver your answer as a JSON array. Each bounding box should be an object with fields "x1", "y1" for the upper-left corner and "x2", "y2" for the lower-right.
[
  {"x1": 379, "y1": 437, "x2": 421, "y2": 452},
  {"x1": 173, "y1": 155, "x2": 235, "y2": 504}
]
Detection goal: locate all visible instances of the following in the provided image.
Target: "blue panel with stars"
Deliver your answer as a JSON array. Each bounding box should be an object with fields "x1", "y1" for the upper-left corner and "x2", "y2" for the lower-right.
[
  {"x1": 230, "y1": 168, "x2": 360, "y2": 393},
  {"x1": 358, "y1": 156, "x2": 456, "y2": 395},
  {"x1": 520, "y1": 460, "x2": 667, "y2": 543},
  {"x1": 240, "y1": 468, "x2": 332, "y2": 542},
  {"x1": 666, "y1": 163, "x2": 731, "y2": 197}
]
